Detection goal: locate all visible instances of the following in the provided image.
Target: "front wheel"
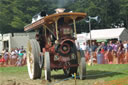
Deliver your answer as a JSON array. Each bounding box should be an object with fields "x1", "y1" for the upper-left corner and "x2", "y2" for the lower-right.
[
  {"x1": 39, "y1": 52, "x2": 44, "y2": 69},
  {"x1": 78, "y1": 50, "x2": 86, "y2": 80},
  {"x1": 44, "y1": 52, "x2": 51, "y2": 81}
]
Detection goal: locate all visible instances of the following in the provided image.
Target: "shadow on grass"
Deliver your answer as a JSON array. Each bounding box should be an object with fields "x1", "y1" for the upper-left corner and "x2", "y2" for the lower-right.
[
  {"x1": 51, "y1": 74, "x2": 69, "y2": 80},
  {"x1": 86, "y1": 70, "x2": 123, "y2": 79},
  {"x1": 51, "y1": 70, "x2": 124, "y2": 80}
]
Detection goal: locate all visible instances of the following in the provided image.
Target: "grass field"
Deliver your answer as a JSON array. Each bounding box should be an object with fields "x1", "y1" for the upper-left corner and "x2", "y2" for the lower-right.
[{"x1": 0, "y1": 64, "x2": 128, "y2": 85}]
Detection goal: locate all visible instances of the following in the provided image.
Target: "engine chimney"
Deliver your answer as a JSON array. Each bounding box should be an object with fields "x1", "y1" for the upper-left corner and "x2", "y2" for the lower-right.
[{"x1": 55, "y1": 8, "x2": 65, "y2": 13}]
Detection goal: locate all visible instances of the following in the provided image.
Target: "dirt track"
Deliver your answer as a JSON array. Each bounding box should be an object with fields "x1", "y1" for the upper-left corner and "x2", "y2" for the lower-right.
[
  {"x1": 1, "y1": 64, "x2": 128, "y2": 85},
  {"x1": 0, "y1": 66, "x2": 96, "y2": 85},
  {"x1": 0, "y1": 70, "x2": 104, "y2": 85},
  {"x1": 0, "y1": 72, "x2": 44, "y2": 85},
  {"x1": 0, "y1": 66, "x2": 45, "y2": 85}
]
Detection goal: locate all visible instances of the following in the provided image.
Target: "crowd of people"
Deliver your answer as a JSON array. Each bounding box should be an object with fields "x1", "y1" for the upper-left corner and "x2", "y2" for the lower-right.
[
  {"x1": 78, "y1": 40, "x2": 128, "y2": 64},
  {"x1": 1, "y1": 40, "x2": 128, "y2": 66},
  {"x1": 0, "y1": 47, "x2": 26, "y2": 66}
]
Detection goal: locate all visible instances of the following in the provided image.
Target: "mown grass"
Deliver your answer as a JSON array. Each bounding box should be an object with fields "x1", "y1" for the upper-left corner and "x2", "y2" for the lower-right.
[
  {"x1": 86, "y1": 64, "x2": 128, "y2": 81},
  {"x1": 0, "y1": 66, "x2": 27, "y2": 73},
  {"x1": 0, "y1": 64, "x2": 128, "y2": 85}
]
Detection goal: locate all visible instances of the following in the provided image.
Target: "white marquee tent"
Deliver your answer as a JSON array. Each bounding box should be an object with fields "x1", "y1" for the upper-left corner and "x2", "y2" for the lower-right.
[{"x1": 87, "y1": 28, "x2": 128, "y2": 41}]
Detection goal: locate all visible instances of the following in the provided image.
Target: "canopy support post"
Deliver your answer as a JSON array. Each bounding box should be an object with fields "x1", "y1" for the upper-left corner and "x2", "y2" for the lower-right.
[
  {"x1": 53, "y1": 17, "x2": 60, "y2": 43},
  {"x1": 71, "y1": 16, "x2": 77, "y2": 38},
  {"x1": 55, "y1": 20, "x2": 59, "y2": 40}
]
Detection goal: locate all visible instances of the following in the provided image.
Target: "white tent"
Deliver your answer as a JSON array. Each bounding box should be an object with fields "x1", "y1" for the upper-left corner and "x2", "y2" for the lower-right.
[{"x1": 87, "y1": 28, "x2": 128, "y2": 41}]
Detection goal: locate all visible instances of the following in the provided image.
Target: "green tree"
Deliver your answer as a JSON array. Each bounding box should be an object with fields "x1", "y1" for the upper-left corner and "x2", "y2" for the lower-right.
[
  {"x1": 120, "y1": 0, "x2": 128, "y2": 29},
  {"x1": 0, "y1": 0, "x2": 127, "y2": 34},
  {"x1": 0, "y1": 0, "x2": 49, "y2": 33}
]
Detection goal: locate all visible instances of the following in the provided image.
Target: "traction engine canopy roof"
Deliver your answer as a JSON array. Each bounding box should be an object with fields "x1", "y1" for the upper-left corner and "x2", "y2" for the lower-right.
[{"x1": 24, "y1": 12, "x2": 87, "y2": 31}]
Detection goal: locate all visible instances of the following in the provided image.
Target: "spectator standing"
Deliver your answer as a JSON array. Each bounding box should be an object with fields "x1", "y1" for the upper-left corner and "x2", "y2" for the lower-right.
[
  {"x1": 85, "y1": 42, "x2": 90, "y2": 63},
  {"x1": 15, "y1": 48, "x2": 19, "y2": 55},
  {"x1": 91, "y1": 42, "x2": 97, "y2": 52},
  {"x1": 82, "y1": 42, "x2": 86, "y2": 51},
  {"x1": 10, "y1": 49, "x2": 17, "y2": 65},
  {"x1": 109, "y1": 41, "x2": 115, "y2": 49},
  {"x1": 107, "y1": 42, "x2": 113, "y2": 64},
  {"x1": 123, "y1": 41, "x2": 127, "y2": 63},
  {"x1": 100, "y1": 42, "x2": 108, "y2": 64},
  {"x1": 0, "y1": 54, "x2": 5, "y2": 66},
  {"x1": 117, "y1": 41, "x2": 124, "y2": 64},
  {"x1": 104, "y1": 43, "x2": 109, "y2": 64},
  {"x1": 22, "y1": 51, "x2": 27, "y2": 65},
  {"x1": 90, "y1": 42, "x2": 97, "y2": 63},
  {"x1": 96, "y1": 42, "x2": 104, "y2": 64},
  {"x1": 113, "y1": 41, "x2": 118, "y2": 64},
  {"x1": 3, "y1": 49, "x2": 10, "y2": 65},
  {"x1": 16, "y1": 51, "x2": 24, "y2": 66}
]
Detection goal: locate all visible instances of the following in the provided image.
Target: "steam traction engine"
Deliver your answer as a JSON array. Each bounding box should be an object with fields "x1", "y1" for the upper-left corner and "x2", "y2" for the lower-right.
[{"x1": 24, "y1": 8, "x2": 87, "y2": 80}]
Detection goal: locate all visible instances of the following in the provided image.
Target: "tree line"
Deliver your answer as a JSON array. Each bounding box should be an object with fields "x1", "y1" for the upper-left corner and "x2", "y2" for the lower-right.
[{"x1": 0, "y1": 0, "x2": 128, "y2": 33}]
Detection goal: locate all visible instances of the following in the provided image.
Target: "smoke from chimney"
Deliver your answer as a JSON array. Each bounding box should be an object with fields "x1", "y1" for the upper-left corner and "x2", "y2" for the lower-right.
[
  {"x1": 48, "y1": 0, "x2": 75, "y2": 8},
  {"x1": 58, "y1": 0, "x2": 75, "y2": 7}
]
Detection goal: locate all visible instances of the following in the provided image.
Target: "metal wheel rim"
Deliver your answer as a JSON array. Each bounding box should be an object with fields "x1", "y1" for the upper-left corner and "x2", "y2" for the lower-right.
[
  {"x1": 79, "y1": 57, "x2": 86, "y2": 80},
  {"x1": 27, "y1": 41, "x2": 34, "y2": 79},
  {"x1": 44, "y1": 52, "x2": 51, "y2": 80}
]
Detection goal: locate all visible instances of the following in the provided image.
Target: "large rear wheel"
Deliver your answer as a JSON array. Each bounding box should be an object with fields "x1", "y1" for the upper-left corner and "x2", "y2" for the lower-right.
[
  {"x1": 27, "y1": 39, "x2": 42, "y2": 79},
  {"x1": 44, "y1": 52, "x2": 51, "y2": 81}
]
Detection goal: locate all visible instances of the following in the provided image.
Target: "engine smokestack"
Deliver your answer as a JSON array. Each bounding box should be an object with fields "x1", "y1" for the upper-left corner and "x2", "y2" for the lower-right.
[{"x1": 55, "y1": 8, "x2": 65, "y2": 13}]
